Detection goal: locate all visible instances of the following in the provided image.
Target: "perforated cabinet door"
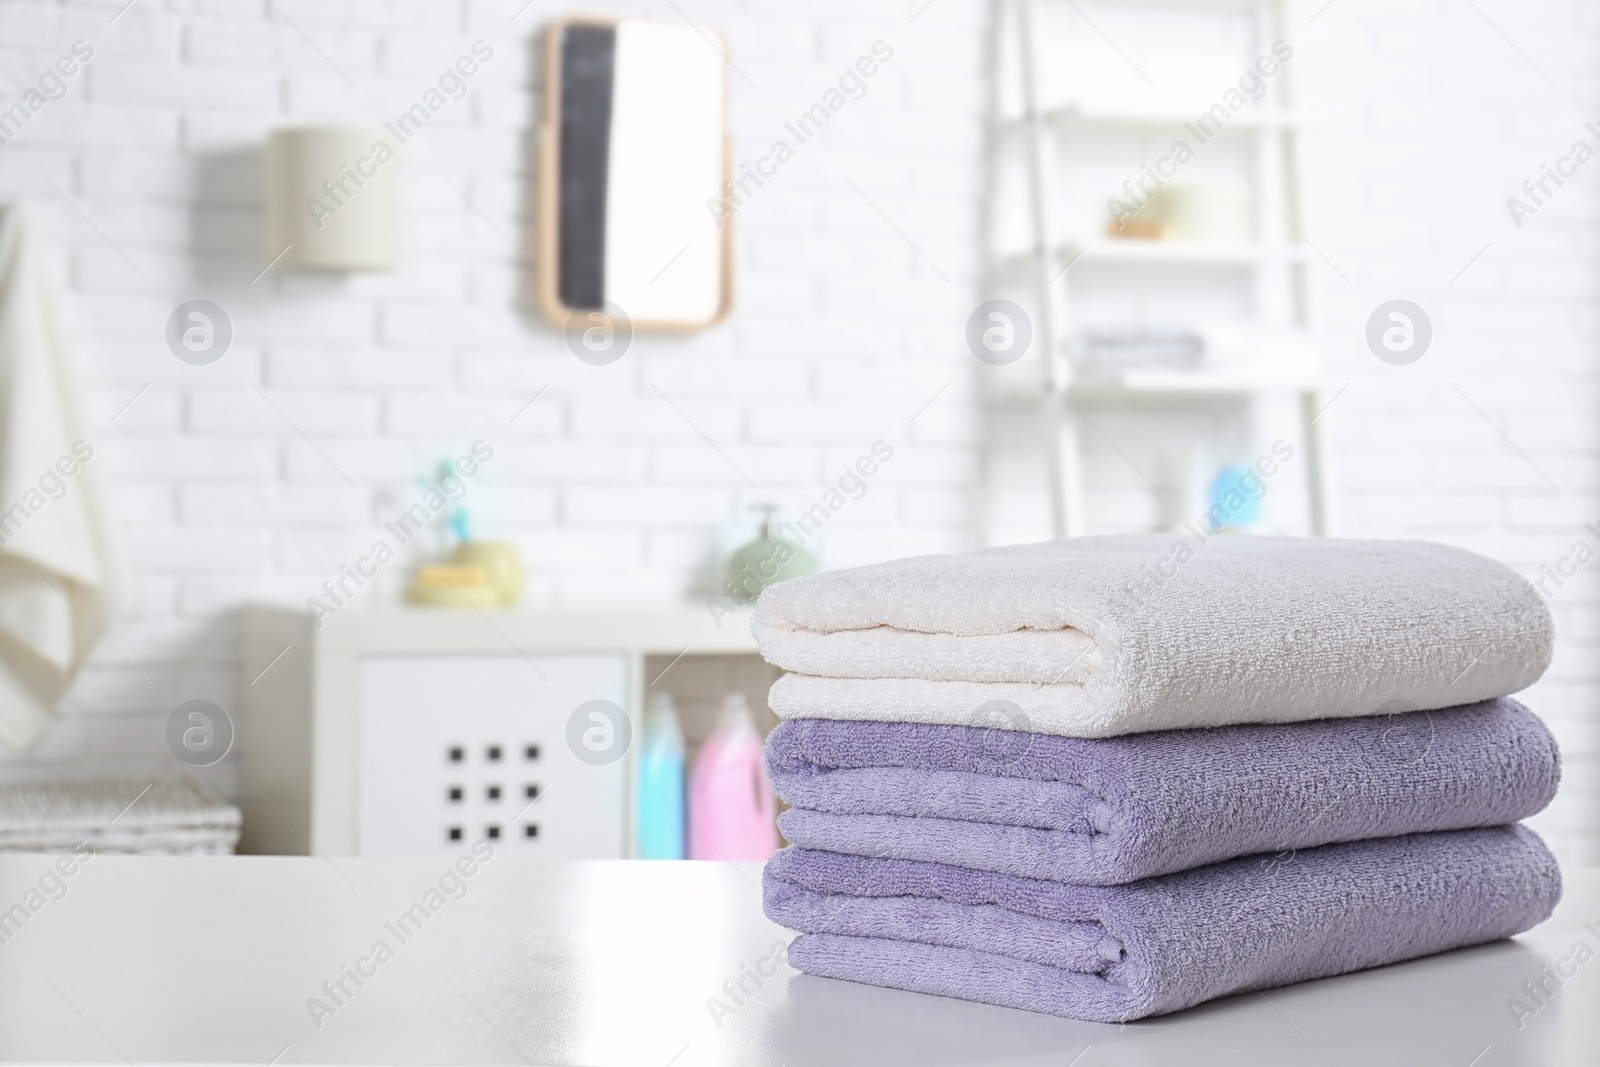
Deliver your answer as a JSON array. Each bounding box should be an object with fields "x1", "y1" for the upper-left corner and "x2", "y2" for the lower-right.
[{"x1": 356, "y1": 654, "x2": 629, "y2": 857}]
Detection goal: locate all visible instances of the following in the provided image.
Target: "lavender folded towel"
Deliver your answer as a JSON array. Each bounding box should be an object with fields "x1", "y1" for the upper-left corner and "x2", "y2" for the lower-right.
[
  {"x1": 763, "y1": 825, "x2": 1561, "y2": 1022},
  {"x1": 768, "y1": 698, "x2": 1559, "y2": 885}
]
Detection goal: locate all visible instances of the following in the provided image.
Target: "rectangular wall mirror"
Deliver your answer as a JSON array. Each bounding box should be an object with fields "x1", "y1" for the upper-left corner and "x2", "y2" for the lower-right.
[{"x1": 537, "y1": 18, "x2": 733, "y2": 332}]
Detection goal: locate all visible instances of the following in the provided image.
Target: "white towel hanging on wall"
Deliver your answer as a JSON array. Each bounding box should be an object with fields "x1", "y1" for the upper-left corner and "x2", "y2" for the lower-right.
[{"x1": 0, "y1": 201, "x2": 118, "y2": 750}]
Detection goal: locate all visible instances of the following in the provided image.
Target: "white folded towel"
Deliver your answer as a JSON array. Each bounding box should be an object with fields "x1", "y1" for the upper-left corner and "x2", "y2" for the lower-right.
[
  {"x1": 0, "y1": 202, "x2": 118, "y2": 750},
  {"x1": 0, "y1": 779, "x2": 241, "y2": 855},
  {"x1": 752, "y1": 535, "x2": 1552, "y2": 737}
]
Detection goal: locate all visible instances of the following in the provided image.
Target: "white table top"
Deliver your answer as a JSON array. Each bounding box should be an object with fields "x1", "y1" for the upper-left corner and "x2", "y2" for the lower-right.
[{"x1": 0, "y1": 854, "x2": 1595, "y2": 1066}]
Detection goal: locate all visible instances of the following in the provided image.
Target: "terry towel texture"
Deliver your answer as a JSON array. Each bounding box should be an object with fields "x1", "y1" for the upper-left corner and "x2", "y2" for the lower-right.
[
  {"x1": 754, "y1": 536, "x2": 1553, "y2": 737},
  {"x1": 0, "y1": 778, "x2": 241, "y2": 854},
  {"x1": 767, "y1": 698, "x2": 1560, "y2": 884},
  {"x1": 764, "y1": 826, "x2": 1562, "y2": 1022}
]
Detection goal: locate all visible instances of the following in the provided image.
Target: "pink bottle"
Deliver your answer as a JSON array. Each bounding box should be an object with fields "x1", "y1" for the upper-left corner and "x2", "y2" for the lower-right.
[{"x1": 688, "y1": 693, "x2": 779, "y2": 861}]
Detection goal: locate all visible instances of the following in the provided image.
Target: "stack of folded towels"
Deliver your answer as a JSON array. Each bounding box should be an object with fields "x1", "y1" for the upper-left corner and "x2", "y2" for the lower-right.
[
  {"x1": 753, "y1": 536, "x2": 1562, "y2": 1022},
  {"x1": 0, "y1": 779, "x2": 242, "y2": 855}
]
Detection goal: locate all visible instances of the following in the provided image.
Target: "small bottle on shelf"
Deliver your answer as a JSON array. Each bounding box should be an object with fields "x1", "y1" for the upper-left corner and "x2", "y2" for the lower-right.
[
  {"x1": 688, "y1": 693, "x2": 778, "y2": 862},
  {"x1": 637, "y1": 692, "x2": 687, "y2": 860}
]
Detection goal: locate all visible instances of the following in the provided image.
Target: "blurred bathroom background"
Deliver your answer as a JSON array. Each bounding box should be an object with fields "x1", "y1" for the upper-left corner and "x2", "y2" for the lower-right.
[{"x1": 0, "y1": 0, "x2": 1594, "y2": 864}]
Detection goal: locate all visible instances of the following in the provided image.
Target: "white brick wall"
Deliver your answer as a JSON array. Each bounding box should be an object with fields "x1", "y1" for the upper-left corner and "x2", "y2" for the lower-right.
[
  {"x1": 987, "y1": 0, "x2": 1600, "y2": 864},
  {"x1": 0, "y1": 0, "x2": 988, "y2": 799},
  {"x1": 0, "y1": 0, "x2": 1594, "y2": 863},
  {"x1": 1300, "y1": 0, "x2": 1600, "y2": 864}
]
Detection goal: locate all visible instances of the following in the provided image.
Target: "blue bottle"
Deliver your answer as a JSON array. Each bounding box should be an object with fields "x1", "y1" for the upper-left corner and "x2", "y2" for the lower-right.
[
  {"x1": 1209, "y1": 464, "x2": 1264, "y2": 529},
  {"x1": 637, "y1": 693, "x2": 686, "y2": 859}
]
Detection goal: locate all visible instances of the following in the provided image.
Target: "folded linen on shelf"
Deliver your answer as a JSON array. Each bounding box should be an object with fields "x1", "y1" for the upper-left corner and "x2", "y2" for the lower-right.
[{"x1": 0, "y1": 779, "x2": 241, "y2": 855}]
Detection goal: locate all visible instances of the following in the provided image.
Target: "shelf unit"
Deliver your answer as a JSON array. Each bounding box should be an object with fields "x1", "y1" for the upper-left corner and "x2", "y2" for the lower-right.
[
  {"x1": 1059, "y1": 240, "x2": 1313, "y2": 267},
  {"x1": 1003, "y1": 0, "x2": 1335, "y2": 537},
  {"x1": 238, "y1": 606, "x2": 770, "y2": 857},
  {"x1": 1005, "y1": 104, "x2": 1301, "y2": 130},
  {"x1": 1071, "y1": 367, "x2": 1326, "y2": 399}
]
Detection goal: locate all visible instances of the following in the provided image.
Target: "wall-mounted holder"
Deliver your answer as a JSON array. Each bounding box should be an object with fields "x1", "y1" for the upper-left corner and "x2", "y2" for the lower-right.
[{"x1": 266, "y1": 125, "x2": 400, "y2": 271}]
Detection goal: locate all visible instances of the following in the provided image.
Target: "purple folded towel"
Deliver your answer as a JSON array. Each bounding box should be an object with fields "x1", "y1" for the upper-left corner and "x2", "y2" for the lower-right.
[
  {"x1": 768, "y1": 698, "x2": 1559, "y2": 885},
  {"x1": 764, "y1": 825, "x2": 1561, "y2": 1022}
]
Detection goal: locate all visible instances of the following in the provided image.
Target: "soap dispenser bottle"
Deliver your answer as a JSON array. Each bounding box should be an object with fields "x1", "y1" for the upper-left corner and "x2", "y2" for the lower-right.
[
  {"x1": 688, "y1": 693, "x2": 778, "y2": 862},
  {"x1": 726, "y1": 503, "x2": 816, "y2": 601},
  {"x1": 637, "y1": 692, "x2": 686, "y2": 859}
]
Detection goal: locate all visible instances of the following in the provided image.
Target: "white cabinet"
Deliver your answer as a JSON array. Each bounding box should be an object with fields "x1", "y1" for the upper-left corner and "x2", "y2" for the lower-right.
[
  {"x1": 238, "y1": 606, "x2": 764, "y2": 857},
  {"x1": 356, "y1": 654, "x2": 628, "y2": 858}
]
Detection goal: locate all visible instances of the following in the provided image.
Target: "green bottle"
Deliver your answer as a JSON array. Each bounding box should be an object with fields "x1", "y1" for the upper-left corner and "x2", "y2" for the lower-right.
[{"x1": 726, "y1": 504, "x2": 815, "y2": 601}]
